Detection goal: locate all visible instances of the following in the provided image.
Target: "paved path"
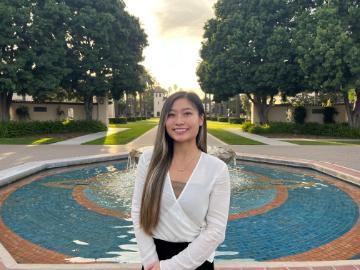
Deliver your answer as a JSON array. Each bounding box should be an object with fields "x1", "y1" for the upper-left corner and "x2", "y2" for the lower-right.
[
  {"x1": 227, "y1": 128, "x2": 296, "y2": 146},
  {"x1": 53, "y1": 128, "x2": 128, "y2": 145}
]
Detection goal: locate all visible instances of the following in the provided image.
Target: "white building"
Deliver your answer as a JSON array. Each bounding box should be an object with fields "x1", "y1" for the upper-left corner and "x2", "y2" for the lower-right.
[{"x1": 153, "y1": 86, "x2": 167, "y2": 117}]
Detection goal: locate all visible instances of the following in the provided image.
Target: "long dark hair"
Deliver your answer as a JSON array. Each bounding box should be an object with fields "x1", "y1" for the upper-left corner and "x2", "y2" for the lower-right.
[{"x1": 140, "y1": 91, "x2": 207, "y2": 235}]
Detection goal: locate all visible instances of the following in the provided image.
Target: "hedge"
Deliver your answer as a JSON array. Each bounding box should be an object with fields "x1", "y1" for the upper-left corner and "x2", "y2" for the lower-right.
[
  {"x1": 109, "y1": 117, "x2": 127, "y2": 124},
  {"x1": 241, "y1": 122, "x2": 360, "y2": 138},
  {"x1": 0, "y1": 120, "x2": 107, "y2": 138},
  {"x1": 229, "y1": 117, "x2": 244, "y2": 124},
  {"x1": 217, "y1": 117, "x2": 229, "y2": 122}
]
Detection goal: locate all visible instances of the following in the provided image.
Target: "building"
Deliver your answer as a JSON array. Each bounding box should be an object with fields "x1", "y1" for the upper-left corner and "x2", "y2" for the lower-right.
[
  {"x1": 2, "y1": 94, "x2": 114, "y2": 126},
  {"x1": 153, "y1": 86, "x2": 167, "y2": 117}
]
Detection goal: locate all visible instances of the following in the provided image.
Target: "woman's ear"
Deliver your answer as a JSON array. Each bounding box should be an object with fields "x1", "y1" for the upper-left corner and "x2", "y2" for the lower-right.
[{"x1": 199, "y1": 114, "x2": 204, "y2": 126}]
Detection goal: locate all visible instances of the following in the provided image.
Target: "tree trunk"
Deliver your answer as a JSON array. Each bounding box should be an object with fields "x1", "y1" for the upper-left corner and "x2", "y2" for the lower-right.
[
  {"x1": 235, "y1": 94, "x2": 241, "y2": 118},
  {"x1": 84, "y1": 94, "x2": 93, "y2": 120},
  {"x1": 114, "y1": 99, "x2": 120, "y2": 117},
  {"x1": 125, "y1": 93, "x2": 129, "y2": 116},
  {"x1": 343, "y1": 89, "x2": 360, "y2": 128},
  {"x1": 132, "y1": 94, "x2": 136, "y2": 117},
  {"x1": 0, "y1": 91, "x2": 13, "y2": 122},
  {"x1": 209, "y1": 94, "x2": 212, "y2": 116},
  {"x1": 247, "y1": 94, "x2": 272, "y2": 124},
  {"x1": 139, "y1": 93, "x2": 143, "y2": 117}
]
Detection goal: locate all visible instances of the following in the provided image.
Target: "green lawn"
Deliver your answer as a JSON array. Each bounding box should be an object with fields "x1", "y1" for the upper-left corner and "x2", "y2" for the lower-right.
[
  {"x1": 85, "y1": 118, "x2": 159, "y2": 145},
  {"x1": 208, "y1": 128, "x2": 263, "y2": 145},
  {"x1": 207, "y1": 120, "x2": 243, "y2": 129},
  {"x1": 282, "y1": 140, "x2": 360, "y2": 145},
  {"x1": 206, "y1": 120, "x2": 263, "y2": 145},
  {"x1": 0, "y1": 136, "x2": 63, "y2": 145}
]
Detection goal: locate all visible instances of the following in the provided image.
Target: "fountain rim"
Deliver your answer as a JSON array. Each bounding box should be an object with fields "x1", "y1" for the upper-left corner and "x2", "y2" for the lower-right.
[{"x1": 0, "y1": 151, "x2": 359, "y2": 269}]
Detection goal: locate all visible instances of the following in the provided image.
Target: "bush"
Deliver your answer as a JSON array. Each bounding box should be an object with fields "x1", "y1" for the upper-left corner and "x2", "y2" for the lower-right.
[
  {"x1": 109, "y1": 117, "x2": 127, "y2": 124},
  {"x1": 136, "y1": 116, "x2": 143, "y2": 121},
  {"x1": 294, "y1": 106, "x2": 306, "y2": 124},
  {"x1": 241, "y1": 121, "x2": 254, "y2": 132},
  {"x1": 240, "y1": 121, "x2": 360, "y2": 138},
  {"x1": 217, "y1": 117, "x2": 228, "y2": 122},
  {"x1": 142, "y1": 116, "x2": 147, "y2": 120},
  {"x1": 323, "y1": 107, "x2": 338, "y2": 124},
  {"x1": 229, "y1": 117, "x2": 244, "y2": 124},
  {"x1": 0, "y1": 120, "x2": 107, "y2": 138},
  {"x1": 127, "y1": 117, "x2": 136, "y2": 122},
  {"x1": 207, "y1": 116, "x2": 218, "y2": 121}
]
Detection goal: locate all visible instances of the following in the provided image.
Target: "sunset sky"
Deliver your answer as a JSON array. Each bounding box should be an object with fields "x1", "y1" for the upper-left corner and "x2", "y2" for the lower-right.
[{"x1": 124, "y1": 0, "x2": 217, "y2": 93}]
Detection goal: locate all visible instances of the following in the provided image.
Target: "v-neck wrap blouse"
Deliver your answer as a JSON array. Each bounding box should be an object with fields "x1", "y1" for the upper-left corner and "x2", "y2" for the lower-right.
[{"x1": 131, "y1": 149, "x2": 231, "y2": 270}]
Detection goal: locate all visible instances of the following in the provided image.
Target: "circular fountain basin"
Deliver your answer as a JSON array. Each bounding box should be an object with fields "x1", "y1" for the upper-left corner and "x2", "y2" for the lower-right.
[{"x1": 0, "y1": 155, "x2": 359, "y2": 265}]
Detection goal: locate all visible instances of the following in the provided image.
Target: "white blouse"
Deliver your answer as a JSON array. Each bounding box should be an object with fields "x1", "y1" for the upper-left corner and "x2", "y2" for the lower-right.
[{"x1": 131, "y1": 149, "x2": 231, "y2": 270}]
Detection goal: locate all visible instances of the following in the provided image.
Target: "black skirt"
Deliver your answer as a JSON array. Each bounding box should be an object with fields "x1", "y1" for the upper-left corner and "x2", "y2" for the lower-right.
[{"x1": 141, "y1": 238, "x2": 214, "y2": 270}]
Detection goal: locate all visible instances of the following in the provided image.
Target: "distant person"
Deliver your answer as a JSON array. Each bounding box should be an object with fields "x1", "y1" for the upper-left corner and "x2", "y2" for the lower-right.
[{"x1": 131, "y1": 91, "x2": 231, "y2": 270}]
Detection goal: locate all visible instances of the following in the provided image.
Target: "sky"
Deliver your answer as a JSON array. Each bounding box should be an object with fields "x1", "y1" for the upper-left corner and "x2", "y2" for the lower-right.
[{"x1": 124, "y1": 0, "x2": 217, "y2": 93}]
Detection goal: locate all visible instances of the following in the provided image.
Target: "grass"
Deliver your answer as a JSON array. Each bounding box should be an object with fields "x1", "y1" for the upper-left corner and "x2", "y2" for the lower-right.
[
  {"x1": 207, "y1": 120, "x2": 243, "y2": 129},
  {"x1": 0, "y1": 136, "x2": 63, "y2": 145},
  {"x1": 282, "y1": 140, "x2": 360, "y2": 145},
  {"x1": 206, "y1": 120, "x2": 263, "y2": 145},
  {"x1": 85, "y1": 118, "x2": 159, "y2": 145}
]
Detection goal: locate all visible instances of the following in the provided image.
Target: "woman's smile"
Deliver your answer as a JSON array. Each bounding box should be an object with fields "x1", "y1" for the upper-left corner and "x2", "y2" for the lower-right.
[{"x1": 173, "y1": 127, "x2": 189, "y2": 134}]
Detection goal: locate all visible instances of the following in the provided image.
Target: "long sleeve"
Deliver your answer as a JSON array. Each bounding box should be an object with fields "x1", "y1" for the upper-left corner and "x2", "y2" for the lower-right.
[
  {"x1": 131, "y1": 152, "x2": 159, "y2": 269},
  {"x1": 159, "y1": 164, "x2": 231, "y2": 270}
]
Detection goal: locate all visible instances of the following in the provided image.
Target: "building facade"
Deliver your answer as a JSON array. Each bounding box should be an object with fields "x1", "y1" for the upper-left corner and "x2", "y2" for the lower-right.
[{"x1": 153, "y1": 87, "x2": 167, "y2": 117}]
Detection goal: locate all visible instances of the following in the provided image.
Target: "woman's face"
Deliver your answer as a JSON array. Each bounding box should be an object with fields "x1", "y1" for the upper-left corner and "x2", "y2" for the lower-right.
[{"x1": 165, "y1": 98, "x2": 203, "y2": 145}]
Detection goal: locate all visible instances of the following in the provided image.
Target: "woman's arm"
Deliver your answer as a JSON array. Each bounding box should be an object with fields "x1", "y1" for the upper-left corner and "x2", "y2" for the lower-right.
[
  {"x1": 131, "y1": 152, "x2": 159, "y2": 269},
  {"x1": 159, "y1": 164, "x2": 231, "y2": 270}
]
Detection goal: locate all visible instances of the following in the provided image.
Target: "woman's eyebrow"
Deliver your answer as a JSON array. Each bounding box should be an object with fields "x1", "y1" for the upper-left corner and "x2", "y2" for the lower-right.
[{"x1": 169, "y1": 107, "x2": 194, "y2": 112}]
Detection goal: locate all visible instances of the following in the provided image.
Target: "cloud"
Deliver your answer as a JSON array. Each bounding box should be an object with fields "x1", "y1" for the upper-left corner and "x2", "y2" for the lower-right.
[{"x1": 155, "y1": 0, "x2": 216, "y2": 37}]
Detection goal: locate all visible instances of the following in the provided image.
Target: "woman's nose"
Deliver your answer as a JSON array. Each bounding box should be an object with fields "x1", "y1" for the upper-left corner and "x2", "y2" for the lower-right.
[{"x1": 175, "y1": 115, "x2": 185, "y2": 124}]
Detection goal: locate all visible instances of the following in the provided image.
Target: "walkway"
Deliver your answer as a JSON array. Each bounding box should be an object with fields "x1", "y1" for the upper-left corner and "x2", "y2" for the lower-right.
[
  {"x1": 53, "y1": 128, "x2": 128, "y2": 145},
  {"x1": 227, "y1": 128, "x2": 296, "y2": 146}
]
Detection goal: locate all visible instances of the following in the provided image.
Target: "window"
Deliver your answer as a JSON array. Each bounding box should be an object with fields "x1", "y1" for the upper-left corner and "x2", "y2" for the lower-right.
[{"x1": 33, "y1": 106, "x2": 47, "y2": 112}]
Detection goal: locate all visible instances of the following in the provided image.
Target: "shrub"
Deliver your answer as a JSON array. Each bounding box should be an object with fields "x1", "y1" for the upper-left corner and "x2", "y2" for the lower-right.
[
  {"x1": 109, "y1": 117, "x2": 127, "y2": 124},
  {"x1": 0, "y1": 120, "x2": 107, "y2": 138},
  {"x1": 239, "y1": 122, "x2": 360, "y2": 138},
  {"x1": 323, "y1": 107, "x2": 338, "y2": 124},
  {"x1": 229, "y1": 117, "x2": 244, "y2": 124},
  {"x1": 207, "y1": 116, "x2": 218, "y2": 121},
  {"x1": 136, "y1": 116, "x2": 143, "y2": 121},
  {"x1": 15, "y1": 106, "x2": 30, "y2": 121},
  {"x1": 294, "y1": 106, "x2": 306, "y2": 124},
  {"x1": 142, "y1": 116, "x2": 147, "y2": 120},
  {"x1": 241, "y1": 121, "x2": 254, "y2": 132},
  {"x1": 127, "y1": 117, "x2": 136, "y2": 122},
  {"x1": 217, "y1": 117, "x2": 228, "y2": 122}
]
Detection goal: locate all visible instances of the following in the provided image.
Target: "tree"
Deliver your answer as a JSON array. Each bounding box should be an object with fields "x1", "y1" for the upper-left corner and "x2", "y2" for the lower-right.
[
  {"x1": 62, "y1": 0, "x2": 147, "y2": 120},
  {"x1": 198, "y1": 0, "x2": 308, "y2": 124},
  {"x1": 294, "y1": 1, "x2": 360, "y2": 127},
  {"x1": 0, "y1": 0, "x2": 32, "y2": 121},
  {"x1": 0, "y1": 0, "x2": 72, "y2": 122}
]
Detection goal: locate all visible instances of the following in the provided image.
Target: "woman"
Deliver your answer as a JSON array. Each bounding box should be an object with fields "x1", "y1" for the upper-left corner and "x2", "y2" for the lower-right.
[{"x1": 131, "y1": 91, "x2": 231, "y2": 270}]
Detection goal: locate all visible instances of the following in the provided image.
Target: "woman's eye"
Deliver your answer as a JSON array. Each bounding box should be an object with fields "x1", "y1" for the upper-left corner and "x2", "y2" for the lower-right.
[
  {"x1": 168, "y1": 113, "x2": 175, "y2": 117},
  {"x1": 185, "y1": 112, "x2": 192, "y2": 116}
]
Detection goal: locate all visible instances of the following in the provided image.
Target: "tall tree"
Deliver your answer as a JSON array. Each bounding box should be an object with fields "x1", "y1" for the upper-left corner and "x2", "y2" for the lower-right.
[
  {"x1": 198, "y1": 0, "x2": 308, "y2": 123},
  {"x1": 62, "y1": 0, "x2": 147, "y2": 120},
  {"x1": 0, "y1": 0, "x2": 32, "y2": 121},
  {"x1": 294, "y1": 1, "x2": 360, "y2": 127}
]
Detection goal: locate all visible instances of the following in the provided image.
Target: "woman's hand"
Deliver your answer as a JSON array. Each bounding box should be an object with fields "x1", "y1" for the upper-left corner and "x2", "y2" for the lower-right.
[{"x1": 149, "y1": 261, "x2": 160, "y2": 270}]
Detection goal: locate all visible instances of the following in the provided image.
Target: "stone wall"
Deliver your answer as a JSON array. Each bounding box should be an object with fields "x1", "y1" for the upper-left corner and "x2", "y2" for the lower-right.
[{"x1": 251, "y1": 103, "x2": 348, "y2": 124}]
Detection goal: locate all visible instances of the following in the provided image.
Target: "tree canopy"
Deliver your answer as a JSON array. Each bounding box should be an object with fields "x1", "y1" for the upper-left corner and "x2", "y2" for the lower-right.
[
  {"x1": 198, "y1": 0, "x2": 307, "y2": 123},
  {"x1": 1, "y1": 0, "x2": 147, "y2": 121},
  {"x1": 198, "y1": 0, "x2": 360, "y2": 126}
]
